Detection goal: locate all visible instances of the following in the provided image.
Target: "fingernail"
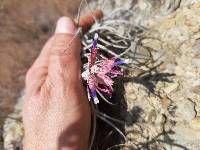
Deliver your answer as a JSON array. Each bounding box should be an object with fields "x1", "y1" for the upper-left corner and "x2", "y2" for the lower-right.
[{"x1": 55, "y1": 17, "x2": 77, "y2": 34}]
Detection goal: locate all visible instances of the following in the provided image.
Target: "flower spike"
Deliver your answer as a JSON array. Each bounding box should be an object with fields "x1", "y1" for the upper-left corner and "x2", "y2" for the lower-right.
[{"x1": 83, "y1": 33, "x2": 127, "y2": 104}]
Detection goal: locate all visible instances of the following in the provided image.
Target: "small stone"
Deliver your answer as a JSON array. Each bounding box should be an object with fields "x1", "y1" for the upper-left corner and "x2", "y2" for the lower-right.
[
  {"x1": 163, "y1": 82, "x2": 179, "y2": 94},
  {"x1": 176, "y1": 98, "x2": 196, "y2": 122},
  {"x1": 192, "y1": 58, "x2": 200, "y2": 67},
  {"x1": 142, "y1": 39, "x2": 162, "y2": 50},
  {"x1": 160, "y1": 18, "x2": 176, "y2": 29},
  {"x1": 190, "y1": 117, "x2": 200, "y2": 131},
  {"x1": 192, "y1": 85, "x2": 200, "y2": 95},
  {"x1": 146, "y1": 109, "x2": 156, "y2": 123},
  {"x1": 3, "y1": 122, "x2": 23, "y2": 149},
  {"x1": 191, "y1": 0, "x2": 198, "y2": 5},
  {"x1": 3, "y1": 95, "x2": 23, "y2": 149},
  {"x1": 175, "y1": 66, "x2": 185, "y2": 76},
  {"x1": 154, "y1": 114, "x2": 166, "y2": 132},
  {"x1": 162, "y1": 96, "x2": 172, "y2": 110}
]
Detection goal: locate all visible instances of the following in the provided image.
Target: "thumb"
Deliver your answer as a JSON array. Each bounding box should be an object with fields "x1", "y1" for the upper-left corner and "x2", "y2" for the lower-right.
[
  {"x1": 55, "y1": 16, "x2": 78, "y2": 34},
  {"x1": 48, "y1": 17, "x2": 82, "y2": 83}
]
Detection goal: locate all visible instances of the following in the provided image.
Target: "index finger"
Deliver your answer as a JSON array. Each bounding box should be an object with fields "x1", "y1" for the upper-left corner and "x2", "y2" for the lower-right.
[{"x1": 79, "y1": 10, "x2": 103, "y2": 33}]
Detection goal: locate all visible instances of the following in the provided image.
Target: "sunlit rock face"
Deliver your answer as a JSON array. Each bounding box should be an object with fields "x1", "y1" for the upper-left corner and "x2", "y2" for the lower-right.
[{"x1": 87, "y1": 0, "x2": 200, "y2": 149}]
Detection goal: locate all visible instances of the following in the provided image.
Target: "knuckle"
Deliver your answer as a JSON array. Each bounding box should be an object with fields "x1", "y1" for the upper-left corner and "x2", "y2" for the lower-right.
[
  {"x1": 51, "y1": 34, "x2": 81, "y2": 55},
  {"x1": 51, "y1": 35, "x2": 68, "y2": 54},
  {"x1": 25, "y1": 67, "x2": 47, "y2": 85},
  {"x1": 25, "y1": 68, "x2": 33, "y2": 84}
]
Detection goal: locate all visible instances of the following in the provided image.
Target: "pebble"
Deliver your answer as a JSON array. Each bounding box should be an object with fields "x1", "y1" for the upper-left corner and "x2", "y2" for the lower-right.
[
  {"x1": 163, "y1": 82, "x2": 179, "y2": 94},
  {"x1": 190, "y1": 117, "x2": 200, "y2": 131},
  {"x1": 176, "y1": 98, "x2": 196, "y2": 122}
]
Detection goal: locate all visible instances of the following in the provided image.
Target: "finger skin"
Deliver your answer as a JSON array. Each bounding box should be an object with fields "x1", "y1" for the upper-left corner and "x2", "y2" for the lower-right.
[
  {"x1": 23, "y1": 10, "x2": 103, "y2": 150},
  {"x1": 26, "y1": 10, "x2": 103, "y2": 91},
  {"x1": 25, "y1": 38, "x2": 53, "y2": 95},
  {"x1": 23, "y1": 16, "x2": 91, "y2": 150},
  {"x1": 47, "y1": 34, "x2": 81, "y2": 82},
  {"x1": 79, "y1": 10, "x2": 103, "y2": 33}
]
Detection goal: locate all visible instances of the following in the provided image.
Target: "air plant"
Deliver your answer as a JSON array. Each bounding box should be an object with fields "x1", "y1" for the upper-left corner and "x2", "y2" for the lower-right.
[{"x1": 75, "y1": 0, "x2": 157, "y2": 149}]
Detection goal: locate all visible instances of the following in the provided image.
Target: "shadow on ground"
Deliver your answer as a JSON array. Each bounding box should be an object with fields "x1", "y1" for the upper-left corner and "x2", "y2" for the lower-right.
[{"x1": 93, "y1": 63, "x2": 189, "y2": 150}]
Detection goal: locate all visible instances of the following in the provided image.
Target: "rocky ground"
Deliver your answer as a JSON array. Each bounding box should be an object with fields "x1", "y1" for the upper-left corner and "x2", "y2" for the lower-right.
[
  {"x1": 86, "y1": 0, "x2": 200, "y2": 149},
  {"x1": 1, "y1": 0, "x2": 200, "y2": 150}
]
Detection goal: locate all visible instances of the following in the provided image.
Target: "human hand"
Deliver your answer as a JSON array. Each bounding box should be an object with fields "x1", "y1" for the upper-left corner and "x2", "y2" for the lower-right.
[{"x1": 23, "y1": 10, "x2": 103, "y2": 150}]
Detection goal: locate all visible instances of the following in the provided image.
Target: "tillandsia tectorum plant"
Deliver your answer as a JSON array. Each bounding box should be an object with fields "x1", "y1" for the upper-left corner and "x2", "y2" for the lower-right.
[
  {"x1": 82, "y1": 33, "x2": 128, "y2": 104},
  {"x1": 81, "y1": 8, "x2": 155, "y2": 106},
  {"x1": 76, "y1": 0, "x2": 158, "y2": 149}
]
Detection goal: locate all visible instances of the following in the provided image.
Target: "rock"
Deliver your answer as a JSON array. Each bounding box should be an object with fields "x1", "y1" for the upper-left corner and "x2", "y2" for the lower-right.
[
  {"x1": 190, "y1": 117, "x2": 200, "y2": 131},
  {"x1": 162, "y1": 96, "x2": 172, "y2": 111},
  {"x1": 124, "y1": 83, "x2": 137, "y2": 102},
  {"x1": 176, "y1": 98, "x2": 196, "y2": 122},
  {"x1": 191, "y1": 85, "x2": 200, "y2": 95},
  {"x1": 3, "y1": 94, "x2": 23, "y2": 149},
  {"x1": 163, "y1": 83, "x2": 180, "y2": 94},
  {"x1": 96, "y1": 0, "x2": 200, "y2": 149},
  {"x1": 160, "y1": 124, "x2": 200, "y2": 150},
  {"x1": 192, "y1": 58, "x2": 200, "y2": 67},
  {"x1": 154, "y1": 114, "x2": 166, "y2": 132},
  {"x1": 145, "y1": 109, "x2": 157, "y2": 123},
  {"x1": 191, "y1": 0, "x2": 198, "y2": 4},
  {"x1": 3, "y1": 121, "x2": 23, "y2": 150}
]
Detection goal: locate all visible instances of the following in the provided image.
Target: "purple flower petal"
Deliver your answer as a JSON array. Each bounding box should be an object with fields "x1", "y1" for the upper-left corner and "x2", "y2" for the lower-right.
[
  {"x1": 114, "y1": 59, "x2": 126, "y2": 66},
  {"x1": 92, "y1": 33, "x2": 98, "y2": 49},
  {"x1": 91, "y1": 90, "x2": 99, "y2": 104},
  {"x1": 96, "y1": 73, "x2": 114, "y2": 86},
  {"x1": 86, "y1": 34, "x2": 126, "y2": 104}
]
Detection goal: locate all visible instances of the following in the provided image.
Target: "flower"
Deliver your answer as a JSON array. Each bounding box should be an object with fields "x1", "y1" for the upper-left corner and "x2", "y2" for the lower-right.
[{"x1": 83, "y1": 33, "x2": 127, "y2": 104}]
